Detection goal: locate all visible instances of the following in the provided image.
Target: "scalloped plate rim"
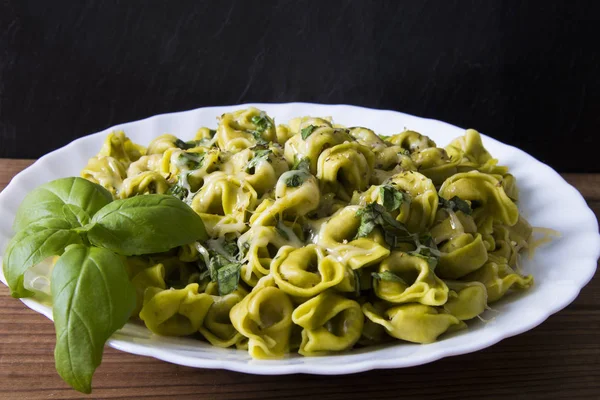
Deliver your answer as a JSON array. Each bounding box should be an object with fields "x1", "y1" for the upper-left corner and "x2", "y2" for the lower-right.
[{"x1": 0, "y1": 102, "x2": 598, "y2": 375}]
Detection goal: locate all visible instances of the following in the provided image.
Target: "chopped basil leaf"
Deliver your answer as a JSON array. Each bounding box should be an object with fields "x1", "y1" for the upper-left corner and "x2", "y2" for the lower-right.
[
  {"x1": 174, "y1": 138, "x2": 205, "y2": 150},
  {"x1": 292, "y1": 157, "x2": 311, "y2": 171},
  {"x1": 217, "y1": 263, "x2": 242, "y2": 295},
  {"x1": 300, "y1": 125, "x2": 317, "y2": 140},
  {"x1": 439, "y1": 195, "x2": 472, "y2": 215},
  {"x1": 355, "y1": 203, "x2": 413, "y2": 247},
  {"x1": 177, "y1": 152, "x2": 205, "y2": 170},
  {"x1": 407, "y1": 233, "x2": 441, "y2": 269},
  {"x1": 249, "y1": 111, "x2": 273, "y2": 145},
  {"x1": 167, "y1": 181, "x2": 189, "y2": 201},
  {"x1": 246, "y1": 149, "x2": 272, "y2": 172},
  {"x1": 371, "y1": 271, "x2": 408, "y2": 285},
  {"x1": 379, "y1": 185, "x2": 409, "y2": 212},
  {"x1": 285, "y1": 173, "x2": 305, "y2": 188}
]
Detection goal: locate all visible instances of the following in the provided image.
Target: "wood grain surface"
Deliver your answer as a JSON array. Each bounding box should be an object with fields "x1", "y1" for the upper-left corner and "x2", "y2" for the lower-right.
[{"x1": 0, "y1": 160, "x2": 598, "y2": 400}]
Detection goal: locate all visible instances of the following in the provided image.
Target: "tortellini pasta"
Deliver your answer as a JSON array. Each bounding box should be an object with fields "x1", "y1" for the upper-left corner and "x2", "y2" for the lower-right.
[{"x1": 82, "y1": 108, "x2": 540, "y2": 359}]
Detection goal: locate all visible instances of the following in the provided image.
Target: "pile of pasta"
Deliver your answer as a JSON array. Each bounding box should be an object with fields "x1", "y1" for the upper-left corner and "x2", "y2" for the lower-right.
[{"x1": 81, "y1": 107, "x2": 534, "y2": 358}]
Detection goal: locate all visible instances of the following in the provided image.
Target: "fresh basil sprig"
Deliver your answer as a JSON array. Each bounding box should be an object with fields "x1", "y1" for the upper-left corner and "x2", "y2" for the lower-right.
[{"x1": 3, "y1": 177, "x2": 208, "y2": 393}]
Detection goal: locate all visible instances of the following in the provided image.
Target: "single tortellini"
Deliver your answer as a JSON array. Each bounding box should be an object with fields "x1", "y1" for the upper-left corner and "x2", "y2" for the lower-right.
[
  {"x1": 127, "y1": 154, "x2": 163, "y2": 177},
  {"x1": 389, "y1": 171, "x2": 438, "y2": 232},
  {"x1": 292, "y1": 291, "x2": 363, "y2": 355},
  {"x1": 238, "y1": 224, "x2": 303, "y2": 286},
  {"x1": 358, "y1": 301, "x2": 390, "y2": 346},
  {"x1": 230, "y1": 277, "x2": 294, "y2": 358},
  {"x1": 316, "y1": 205, "x2": 390, "y2": 270},
  {"x1": 216, "y1": 107, "x2": 277, "y2": 151},
  {"x1": 373, "y1": 251, "x2": 448, "y2": 306},
  {"x1": 275, "y1": 124, "x2": 295, "y2": 144},
  {"x1": 221, "y1": 147, "x2": 289, "y2": 196},
  {"x1": 130, "y1": 263, "x2": 167, "y2": 316},
  {"x1": 147, "y1": 134, "x2": 183, "y2": 155},
  {"x1": 430, "y1": 209, "x2": 478, "y2": 243},
  {"x1": 387, "y1": 130, "x2": 436, "y2": 152},
  {"x1": 284, "y1": 126, "x2": 354, "y2": 174},
  {"x1": 199, "y1": 282, "x2": 247, "y2": 347},
  {"x1": 444, "y1": 129, "x2": 507, "y2": 174},
  {"x1": 251, "y1": 170, "x2": 320, "y2": 225},
  {"x1": 437, "y1": 233, "x2": 489, "y2": 279},
  {"x1": 80, "y1": 155, "x2": 127, "y2": 196},
  {"x1": 348, "y1": 127, "x2": 387, "y2": 151},
  {"x1": 271, "y1": 245, "x2": 348, "y2": 297},
  {"x1": 439, "y1": 171, "x2": 519, "y2": 226},
  {"x1": 139, "y1": 283, "x2": 214, "y2": 336},
  {"x1": 98, "y1": 130, "x2": 145, "y2": 165},
  {"x1": 411, "y1": 147, "x2": 460, "y2": 186},
  {"x1": 119, "y1": 171, "x2": 170, "y2": 199},
  {"x1": 462, "y1": 260, "x2": 533, "y2": 303},
  {"x1": 491, "y1": 216, "x2": 532, "y2": 267},
  {"x1": 444, "y1": 281, "x2": 488, "y2": 320},
  {"x1": 161, "y1": 148, "x2": 222, "y2": 190},
  {"x1": 191, "y1": 171, "x2": 257, "y2": 236},
  {"x1": 287, "y1": 116, "x2": 333, "y2": 134},
  {"x1": 317, "y1": 142, "x2": 375, "y2": 200},
  {"x1": 362, "y1": 302, "x2": 461, "y2": 344}
]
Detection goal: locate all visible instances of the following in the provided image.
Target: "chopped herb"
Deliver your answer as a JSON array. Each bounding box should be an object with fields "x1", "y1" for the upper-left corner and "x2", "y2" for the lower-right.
[
  {"x1": 216, "y1": 263, "x2": 242, "y2": 295},
  {"x1": 355, "y1": 203, "x2": 413, "y2": 247},
  {"x1": 379, "y1": 185, "x2": 409, "y2": 212},
  {"x1": 249, "y1": 111, "x2": 273, "y2": 145},
  {"x1": 439, "y1": 195, "x2": 473, "y2": 215},
  {"x1": 371, "y1": 271, "x2": 408, "y2": 285},
  {"x1": 167, "y1": 181, "x2": 189, "y2": 201},
  {"x1": 246, "y1": 149, "x2": 272, "y2": 172},
  {"x1": 407, "y1": 233, "x2": 441, "y2": 269},
  {"x1": 285, "y1": 172, "x2": 306, "y2": 188},
  {"x1": 300, "y1": 125, "x2": 317, "y2": 140},
  {"x1": 354, "y1": 270, "x2": 361, "y2": 297},
  {"x1": 292, "y1": 157, "x2": 311, "y2": 171},
  {"x1": 207, "y1": 254, "x2": 231, "y2": 281},
  {"x1": 177, "y1": 152, "x2": 205, "y2": 170}
]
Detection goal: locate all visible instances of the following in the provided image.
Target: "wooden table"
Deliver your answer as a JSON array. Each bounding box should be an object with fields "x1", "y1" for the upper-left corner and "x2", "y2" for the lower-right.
[{"x1": 0, "y1": 159, "x2": 598, "y2": 400}]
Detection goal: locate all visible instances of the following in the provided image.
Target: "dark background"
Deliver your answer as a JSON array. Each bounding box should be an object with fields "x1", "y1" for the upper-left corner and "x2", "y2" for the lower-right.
[{"x1": 1, "y1": 0, "x2": 599, "y2": 172}]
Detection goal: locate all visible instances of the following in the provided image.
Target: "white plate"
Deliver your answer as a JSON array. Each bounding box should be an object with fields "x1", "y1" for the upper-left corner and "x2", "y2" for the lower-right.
[{"x1": 1, "y1": 103, "x2": 599, "y2": 374}]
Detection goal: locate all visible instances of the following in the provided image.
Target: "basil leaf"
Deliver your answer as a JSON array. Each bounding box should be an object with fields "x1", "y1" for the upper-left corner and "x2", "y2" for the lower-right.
[
  {"x1": 207, "y1": 254, "x2": 230, "y2": 281},
  {"x1": 3, "y1": 219, "x2": 82, "y2": 298},
  {"x1": 355, "y1": 203, "x2": 413, "y2": 247},
  {"x1": 51, "y1": 244, "x2": 135, "y2": 393},
  {"x1": 292, "y1": 157, "x2": 311, "y2": 171},
  {"x1": 174, "y1": 138, "x2": 200, "y2": 150},
  {"x1": 284, "y1": 171, "x2": 308, "y2": 188},
  {"x1": 14, "y1": 177, "x2": 113, "y2": 232},
  {"x1": 439, "y1": 195, "x2": 472, "y2": 215},
  {"x1": 300, "y1": 125, "x2": 317, "y2": 140},
  {"x1": 372, "y1": 270, "x2": 408, "y2": 285},
  {"x1": 379, "y1": 185, "x2": 409, "y2": 212},
  {"x1": 62, "y1": 204, "x2": 91, "y2": 228},
  {"x1": 249, "y1": 112, "x2": 273, "y2": 145},
  {"x1": 87, "y1": 195, "x2": 207, "y2": 256},
  {"x1": 246, "y1": 149, "x2": 271, "y2": 172},
  {"x1": 176, "y1": 152, "x2": 205, "y2": 170},
  {"x1": 216, "y1": 262, "x2": 242, "y2": 295}
]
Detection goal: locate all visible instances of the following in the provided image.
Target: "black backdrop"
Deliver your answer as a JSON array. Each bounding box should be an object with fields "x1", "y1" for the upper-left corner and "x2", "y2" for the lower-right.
[{"x1": 1, "y1": 0, "x2": 599, "y2": 172}]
